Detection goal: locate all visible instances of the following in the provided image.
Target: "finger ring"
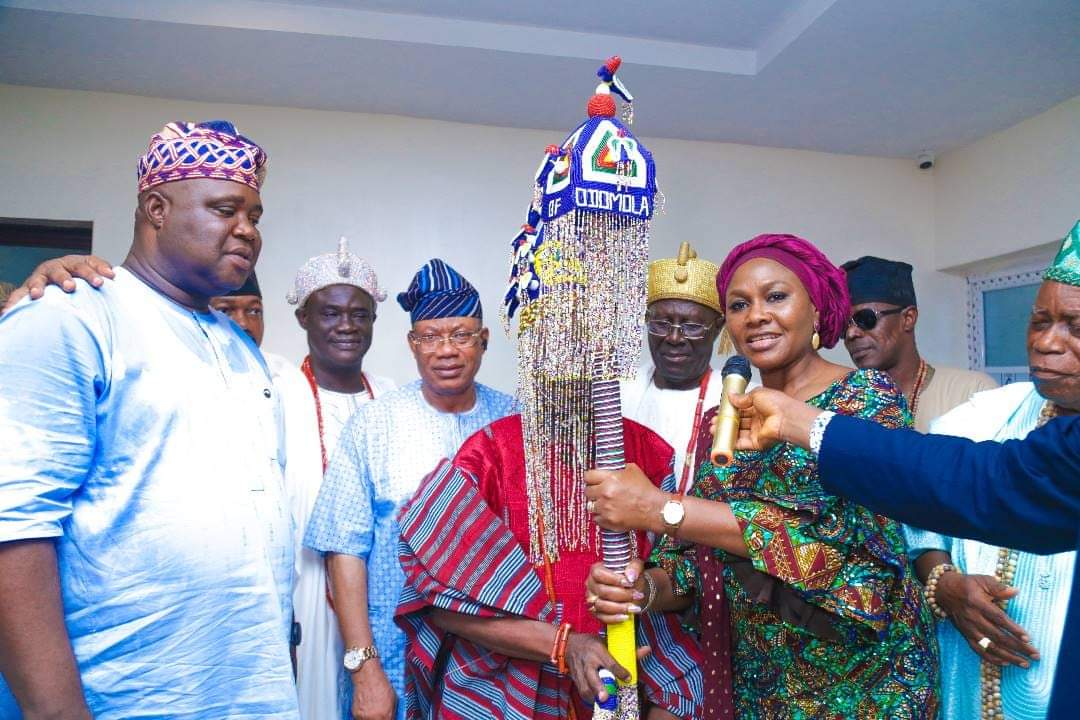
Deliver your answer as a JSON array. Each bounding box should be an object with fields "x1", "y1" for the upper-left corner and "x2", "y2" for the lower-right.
[
  {"x1": 586, "y1": 593, "x2": 599, "y2": 606},
  {"x1": 586, "y1": 500, "x2": 596, "y2": 514},
  {"x1": 978, "y1": 636, "x2": 992, "y2": 650}
]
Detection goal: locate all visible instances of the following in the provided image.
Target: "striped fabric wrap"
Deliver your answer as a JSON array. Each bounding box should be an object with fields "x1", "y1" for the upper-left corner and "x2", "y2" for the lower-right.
[{"x1": 396, "y1": 416, "x2": 702, "y2": 720}]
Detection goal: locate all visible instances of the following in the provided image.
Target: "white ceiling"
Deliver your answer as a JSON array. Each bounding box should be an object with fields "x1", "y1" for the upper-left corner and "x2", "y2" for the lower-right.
[{"x1": 0, "y1": 0, "x2": 1077, "y2": 157}]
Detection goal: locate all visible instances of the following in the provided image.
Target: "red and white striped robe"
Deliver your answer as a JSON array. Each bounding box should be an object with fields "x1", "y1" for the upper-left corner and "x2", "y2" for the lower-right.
[{"x1": 396, "y1": 415, "x2": 702, "y2": 719}]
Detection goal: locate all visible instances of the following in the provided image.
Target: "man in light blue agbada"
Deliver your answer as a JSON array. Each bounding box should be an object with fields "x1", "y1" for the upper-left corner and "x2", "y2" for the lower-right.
[
  {"x1": 304, "y1": 258, "x2": 515, "y2": 720},
  {"x1": 905, "y1": 223, "x2": 1080, "y2": 720},
  {"x1": 0, "y1": 121, "x2": 298, "y2": 718}
]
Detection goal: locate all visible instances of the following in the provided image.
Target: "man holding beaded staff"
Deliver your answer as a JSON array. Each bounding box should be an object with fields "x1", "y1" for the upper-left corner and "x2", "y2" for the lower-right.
[{"x1": 394, "y1": 56, "x2": 701, "y2": 720}]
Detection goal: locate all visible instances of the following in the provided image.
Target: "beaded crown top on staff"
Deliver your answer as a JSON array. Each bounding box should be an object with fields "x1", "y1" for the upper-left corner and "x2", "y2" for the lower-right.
[{"x1": 501, "y1": 56, "x2": 658, "y2": 564}]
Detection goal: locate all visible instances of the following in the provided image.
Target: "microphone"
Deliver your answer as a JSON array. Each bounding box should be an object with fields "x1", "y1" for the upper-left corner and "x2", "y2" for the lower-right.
[{"x1": 709, "y1": 355, "x2": 752, "y2": 466}]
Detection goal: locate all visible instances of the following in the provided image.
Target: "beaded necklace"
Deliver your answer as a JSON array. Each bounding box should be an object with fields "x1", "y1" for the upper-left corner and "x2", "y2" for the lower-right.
[
  {"x1": 677, "y1": 368, "x2": 712, "y2": 495},
  {"x1": 300, "y1": 355, "x2": 374, "y2": 471},
  {"x1": 908, "y1": 359, "x2": 932, "y2": 417},
  {"x1": 979, "y1": 400, "x2": 1059, "y2": 720}
]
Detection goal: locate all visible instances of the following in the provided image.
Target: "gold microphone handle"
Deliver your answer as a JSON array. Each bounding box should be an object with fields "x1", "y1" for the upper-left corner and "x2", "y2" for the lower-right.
[{"x1": 710, "y1": 374, "x2": 749, "y2": 465}]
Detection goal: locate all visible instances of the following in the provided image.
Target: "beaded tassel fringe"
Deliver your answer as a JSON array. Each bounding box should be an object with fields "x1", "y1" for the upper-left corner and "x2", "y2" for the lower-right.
[{"x1": 516, "y1": 209, "x2": 649, "y2": 564}]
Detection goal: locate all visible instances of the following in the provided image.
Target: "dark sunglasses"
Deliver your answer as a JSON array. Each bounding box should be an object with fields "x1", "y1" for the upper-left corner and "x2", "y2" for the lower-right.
[{"x1": 849, "y1": 306, "x2": 906, "y2": 331}]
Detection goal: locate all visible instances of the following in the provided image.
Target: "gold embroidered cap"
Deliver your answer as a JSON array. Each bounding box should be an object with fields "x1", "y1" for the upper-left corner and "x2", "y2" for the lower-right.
[{"x1": 647, "y1": 241, "x2": 722, "y2": 312}]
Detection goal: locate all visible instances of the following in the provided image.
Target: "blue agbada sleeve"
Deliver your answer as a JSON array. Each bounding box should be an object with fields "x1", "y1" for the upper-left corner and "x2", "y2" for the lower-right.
[
  {"x1": 303, "y1": 408, "x2": 375, "y2": 559},
  {"x1": 0, "y1": 293, "x2": 105, "y2": 542},
  {"x1": 818, "y1": 413, "x2": 1079, "y2": 555}
]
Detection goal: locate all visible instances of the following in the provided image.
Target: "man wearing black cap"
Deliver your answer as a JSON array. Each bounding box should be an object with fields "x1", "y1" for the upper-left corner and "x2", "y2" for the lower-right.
[
  {"x1": 210, "y1": 272, "x2": 268, "y2": 346},
  {"x1": 842, "y1": 256, "x2": 996, "y2": 432}
]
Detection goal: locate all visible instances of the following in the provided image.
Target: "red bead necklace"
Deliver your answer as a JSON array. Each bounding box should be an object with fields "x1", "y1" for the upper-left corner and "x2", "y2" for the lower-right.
[
  {"x1": 677, "y1": 368, "x2": 712, "y2": 495},
  {"x1": 300, "y1": 355, "x2": 374, "y2": 471}
]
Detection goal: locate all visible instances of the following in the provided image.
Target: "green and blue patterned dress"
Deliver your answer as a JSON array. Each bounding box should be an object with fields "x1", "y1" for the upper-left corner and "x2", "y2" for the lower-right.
[{"x1": 654, "y1": 369, "x2": 940, "y2": 719}]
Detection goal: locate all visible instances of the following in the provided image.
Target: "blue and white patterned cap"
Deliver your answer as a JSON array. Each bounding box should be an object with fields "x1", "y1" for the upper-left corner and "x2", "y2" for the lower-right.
[
  {"x1": 397, "y1": 258, "x2": 482, "y2": 324},
  {"x1": 286, "y1": 236, "x2": 386, "y2": 307}
]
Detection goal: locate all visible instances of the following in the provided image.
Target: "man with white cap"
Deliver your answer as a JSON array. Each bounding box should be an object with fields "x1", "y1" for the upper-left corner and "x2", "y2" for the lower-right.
[
  {"x1": 285, "y1": 237, "x2": 396, "y2": 720},
  {"x1": 304, "y1": 258, "x2": 514, "y2": 720},
  {"x1": 4, "y1": 238, "x2": 394, "y2": 720}
]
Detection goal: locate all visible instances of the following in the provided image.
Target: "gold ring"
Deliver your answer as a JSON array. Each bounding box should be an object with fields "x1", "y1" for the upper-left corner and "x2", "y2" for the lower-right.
[
  {"x1": 978, "y1": 636, "x2": 992, "y2": 650},
  {"x1": 586, "y1": 593, "x2": 599, "y2": 606}
]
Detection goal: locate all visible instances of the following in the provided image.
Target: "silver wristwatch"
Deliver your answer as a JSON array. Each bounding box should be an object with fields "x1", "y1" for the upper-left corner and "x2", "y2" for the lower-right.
[{"x1": 343, "y1": 645, "x2": 379, "y2": 673}]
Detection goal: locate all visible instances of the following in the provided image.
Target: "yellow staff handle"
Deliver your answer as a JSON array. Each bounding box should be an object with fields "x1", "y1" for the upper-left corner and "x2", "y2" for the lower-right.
[{"x1": 607, "y1": 614, "x2": 638, "y2": 685}]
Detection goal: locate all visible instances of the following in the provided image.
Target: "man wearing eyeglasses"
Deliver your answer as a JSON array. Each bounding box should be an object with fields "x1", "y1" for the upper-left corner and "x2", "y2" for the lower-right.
[
  {"x1": 842, "y1": 256, "x2": 996, "y2": 432},
  {"x1": 620, "y1": 243, "x2": 728, "y2": 494},
  {"x1": 303, "y1": 258, "x2": 514, "y2": 720}
]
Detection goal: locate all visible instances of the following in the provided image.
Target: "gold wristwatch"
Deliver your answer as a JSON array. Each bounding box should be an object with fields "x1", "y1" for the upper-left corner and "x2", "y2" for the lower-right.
[
  {"x1": 661, "y1": 494, "x2": 686, "y2": 534},
  {"x1": 343, "y1": 645, "x2": 379, "y2": 673}
]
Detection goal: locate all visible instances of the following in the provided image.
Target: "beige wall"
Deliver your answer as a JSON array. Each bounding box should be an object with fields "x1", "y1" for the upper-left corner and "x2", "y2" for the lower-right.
[
  {"x1": 934, "y1": 95, "x2": 1080, "y2": 271},
  {"x1": 12, "y1": 82, "x2": 1063, "y2": 393}
]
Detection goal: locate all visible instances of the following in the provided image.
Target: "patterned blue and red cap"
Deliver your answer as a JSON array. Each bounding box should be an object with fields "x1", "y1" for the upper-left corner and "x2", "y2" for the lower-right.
[{"x1": 137, "y1": 120, "x2": 267, "y2": 193}]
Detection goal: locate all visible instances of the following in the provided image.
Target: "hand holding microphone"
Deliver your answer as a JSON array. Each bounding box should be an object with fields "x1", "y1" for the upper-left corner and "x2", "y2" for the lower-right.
[{"x1": 710, "y1": 355, "x2": 752, "y2": 465}]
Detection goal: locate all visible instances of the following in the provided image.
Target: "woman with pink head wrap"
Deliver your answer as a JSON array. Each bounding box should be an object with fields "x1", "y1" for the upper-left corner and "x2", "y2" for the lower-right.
[
  {"x1": 716, "y1": 233, "x2": 850, "y2": 350},
  {"x1": 585, "y1": 233, "x2": 938, "y2": 718}
]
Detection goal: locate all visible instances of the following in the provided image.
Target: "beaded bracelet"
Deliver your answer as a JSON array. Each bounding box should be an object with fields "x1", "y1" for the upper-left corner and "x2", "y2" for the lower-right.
[
  {"x1": 550, "y1": 622, "x2": 572, "y2": 674},
  {"x1": 923, "y1": 562, "x2": 956, "y2": 620},
  {"x1": 640, "y1": 571, "x2": 658, "y2": 613}
]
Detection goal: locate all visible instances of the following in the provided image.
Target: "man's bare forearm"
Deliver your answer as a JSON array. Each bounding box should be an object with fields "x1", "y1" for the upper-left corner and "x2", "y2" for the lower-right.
[
  {"x1": 0, "y1": 539, "x2": 90, "y2": 719},
  {"x1": 326, "y1": 553, "x2": 376, "y2": 650},
  {"x1": 429, "y1": 609, "x2": 555, "y2": 663}
]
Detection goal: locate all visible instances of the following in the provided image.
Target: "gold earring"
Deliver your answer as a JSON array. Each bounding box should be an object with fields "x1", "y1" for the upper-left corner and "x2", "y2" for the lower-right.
[
  {"x1": 811, "y1": 330, "x2": 821, "y2": 350},
  {"x1": 717, "y1": 326, "x2": 734, "y2": 356}
]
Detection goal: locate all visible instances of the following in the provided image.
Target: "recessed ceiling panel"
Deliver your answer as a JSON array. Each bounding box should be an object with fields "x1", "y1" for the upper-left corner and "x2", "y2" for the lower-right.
[
  {"x1": 0, "y1": 0, "x2": 1077, "y2": 157},
  {"x1": 279, "y1": 0, "x2": 797, "y2": 48}
]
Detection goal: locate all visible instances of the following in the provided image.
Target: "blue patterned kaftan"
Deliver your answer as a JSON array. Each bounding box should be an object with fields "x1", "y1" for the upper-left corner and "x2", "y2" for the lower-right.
[
  {"x1": 0, "y1": 268, "x2": 297, "y2": 719},
  {"x1": 303, "y1": 380, "x2": 515, "y2": 720}
]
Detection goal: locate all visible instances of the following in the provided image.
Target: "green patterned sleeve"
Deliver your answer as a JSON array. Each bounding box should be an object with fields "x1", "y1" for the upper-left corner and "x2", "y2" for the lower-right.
[
  {"x1": 649, "y1": 531, "x2": 699, "y2": 597},
  {"x1": 722, "y1": 370, "x2": 914, "y2": 635}
]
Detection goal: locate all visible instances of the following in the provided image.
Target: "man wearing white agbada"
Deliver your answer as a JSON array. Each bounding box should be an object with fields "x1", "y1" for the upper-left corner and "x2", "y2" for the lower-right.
[
  {"x1": 620, "y1": 242, "x2": 727, "y2": 493},
  {"x1": 0, "y1": 237, "x2": 395, "y2": 720},
  {"x1": 904, "y1": 265, "x2": 1080, "y2": 720},
  {"x1": 286, "y1": 238, "x2": 396, "y2": 720},
  {"x1": 304, "y1": 258, "x2": 515, "y2": 720}
]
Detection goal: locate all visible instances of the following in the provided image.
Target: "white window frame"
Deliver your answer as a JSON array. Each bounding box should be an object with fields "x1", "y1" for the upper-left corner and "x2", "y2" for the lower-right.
[{"x1": 966, "y1": 265, "x2": 1044, "y2": 379}]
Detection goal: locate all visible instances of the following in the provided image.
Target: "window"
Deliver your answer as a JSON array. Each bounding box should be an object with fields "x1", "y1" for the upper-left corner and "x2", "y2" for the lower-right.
[
  {"x1": 0, "y1": 217, "x2": 93, "y2": 296},
  {"x1": 966, "y1": 267, "x2": 1042, "y2": 386}
]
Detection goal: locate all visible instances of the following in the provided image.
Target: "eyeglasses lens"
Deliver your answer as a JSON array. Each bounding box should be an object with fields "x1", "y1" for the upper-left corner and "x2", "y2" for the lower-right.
[
  {"x1": 415, "y1": 332, "x2": 479, "y2": 353},
  {"x1": 646, "y1": 320, "x2": 708, "y2": 339}
]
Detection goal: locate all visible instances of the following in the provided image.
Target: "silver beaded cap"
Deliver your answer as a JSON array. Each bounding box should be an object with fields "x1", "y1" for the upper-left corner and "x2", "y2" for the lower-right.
[{"x1": 286, "y1": 236, "x2": 387, "y2": 307}]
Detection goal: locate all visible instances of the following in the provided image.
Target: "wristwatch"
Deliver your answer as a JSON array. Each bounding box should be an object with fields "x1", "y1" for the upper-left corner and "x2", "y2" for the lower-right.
[
  {"x1": 660, "y1": 495, "x2": 686, "y2": 534},
  {"x1": 343, "y1": 645, "x2": 379, "y2": 673}
]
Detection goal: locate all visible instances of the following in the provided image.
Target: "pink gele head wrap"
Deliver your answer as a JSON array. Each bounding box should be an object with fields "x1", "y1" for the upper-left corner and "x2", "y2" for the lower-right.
[{"x1": 716, "y1": 233, "x2": 851, "y2": 349}]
